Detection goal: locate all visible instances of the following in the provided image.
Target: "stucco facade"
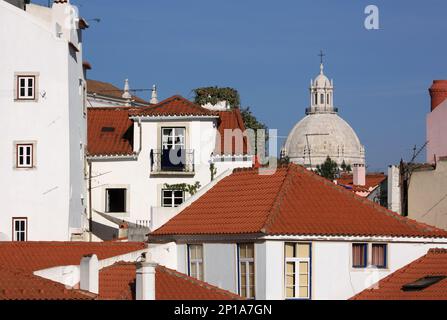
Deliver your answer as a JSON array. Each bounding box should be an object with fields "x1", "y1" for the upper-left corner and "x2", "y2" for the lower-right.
[
  {"x1": 0, "y1": 1, "x2": 87, "y2": 241},
  {"x1": 408, "y1": 159, "x2": 447, "y2": 231},
  {"x1": 427, "y1": 100, "x2": 447, "y2": 163},
  {"x1": 149, "y1": 236, "x2": 447, "y2": 300}
]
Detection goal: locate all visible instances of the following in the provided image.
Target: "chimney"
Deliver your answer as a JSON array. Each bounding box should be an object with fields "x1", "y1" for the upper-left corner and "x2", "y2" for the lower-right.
[
  {"x1": 136, "y1": 261, "x2": 157, "y2": 300},
  {"x1": 80, "y1": 254, "x2": 99, "y2": 294},
  {"x1": 150, "y1": 85, "x2": 158, "y2": 104},
  {"x1": 353, "y1": 164, "x2": 366, "y2": 186},
  {"x1": 429, "y1": 80, "x2": 447, "y2": 111}
]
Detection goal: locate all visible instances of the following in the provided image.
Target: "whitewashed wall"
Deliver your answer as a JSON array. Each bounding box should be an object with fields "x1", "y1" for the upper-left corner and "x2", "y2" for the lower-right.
[
  {"x1": 0, "y1": 1, "x2": 86, "y2": 241},
  {"x1": 150, "y1": 238, "x2": 447, "y2": 300}
]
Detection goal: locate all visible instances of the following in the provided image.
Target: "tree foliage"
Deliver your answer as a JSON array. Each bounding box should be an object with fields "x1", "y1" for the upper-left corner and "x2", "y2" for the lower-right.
[
  {"x1": 193, "y1": 87, "x2": 240, "y2": 108},
  {"x1": 316, "y1": 156, "x2": 339, "y2": 181}
]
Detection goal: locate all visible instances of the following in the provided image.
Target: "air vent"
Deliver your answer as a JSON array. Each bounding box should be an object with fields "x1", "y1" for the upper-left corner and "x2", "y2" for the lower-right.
[
  {"x1": 101, "y1": 127, "x2": 115, "y2": 133},
  {"x1": 402, "y1": 276, "x2": 446, "y2": 292}
]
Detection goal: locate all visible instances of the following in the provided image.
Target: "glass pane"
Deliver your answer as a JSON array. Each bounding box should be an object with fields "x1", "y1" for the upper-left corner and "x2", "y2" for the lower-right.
[
  {"x1": 299, "y1": 287, "x2": 308, "y2": 298},
  {"x1": 286, "y1": 287, "x2": 294, "y2": 298},
  {"x1": 299, "y1": 262, "x2": 308, "y2": 274},
  {"x1": 190, "y1": 246, "x2": 197, "y2": 260},
  {"x1": 20, "y1": 88, "x2": 25, "y2": 97},
  {"x1": 286, "y1": 262, "x2": 295, "y2": 274},
  {"x1": 285, "y1": 243, "x2": 295, "y2": 258},
  {"x1": 199, "y1": 263, "x2": 204, "y2": 281},
  {"x1": 190, "y1": 263, "x2": 197, "y2": 277},
  {"x1": 174, "y1": 191, "x2": 183, "y2": 198},
  {"x1": 196, "y1": 245, "x2": 203, "y2": 259},
  {"x1": 286, "y1": 275, "x2": 295, "y2": 287},
  {"x1": 28, "y1": 78, "x2": 33, "y2": 87},
  {"x1": 28, "y1": 87, "x2": 33, "y2": 97},
  {"x1": 249, "y1": 263, "x2": 254, "y2": 275},
  {"x1": 246, "y1": 244, "x2": 254, "y2": 258},
  {"x1": 298, "y1": 244, "x2": 310, "y2": 258},
  {"x1": 241, "y1": 287, "x2": 246, "y2": 298},
  {"x1": 240, "y1": 263, "x2": 246, "y2": 275},
  {"x1": 250, "y1": 286, "x2": 255, "y2": 299},
  {"x1": 300, "y1": 275, "x2": 309, "y2": 286},
  {"x1": 239, "y1": 245, "x2": 246, "y2": 259}
]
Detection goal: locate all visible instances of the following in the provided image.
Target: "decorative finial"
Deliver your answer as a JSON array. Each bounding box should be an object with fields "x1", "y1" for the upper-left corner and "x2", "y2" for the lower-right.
[
  {"x1": 150, "y1": 84, "x2": 158, "y2": 104},
  {"x1": 122, "y1": 79, "x2": 132, "y2": 100},
  {"x1": 318, "y1": 50, "x2": 325, "y2": 74}
]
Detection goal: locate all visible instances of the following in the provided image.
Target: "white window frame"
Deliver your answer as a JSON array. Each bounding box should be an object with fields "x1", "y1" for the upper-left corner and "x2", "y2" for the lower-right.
[
  {"x1": 161, "y1": 189, "x2": 185, "y2": 208},
  {"x1": 162, "y1": 127, "x2": 185, "y2": 150},
  {"x1": 238, "y1": 243, "x2": 255, "y2": 299},
  {"x1": 17, "y1": 75, "x2": 36, "y2": 100},
  {"x1": 285, "y1": 243, "x2": 311, "y2": 300},
  {"x1": 13, "y1": 218, "x2": 27, "y2": 242},
  {"x1": 188, "y1": 244, "x2": 204, "y2": 281},
  {"x1": 16, "y1": 144, "x2": 33, "y2": 168}
]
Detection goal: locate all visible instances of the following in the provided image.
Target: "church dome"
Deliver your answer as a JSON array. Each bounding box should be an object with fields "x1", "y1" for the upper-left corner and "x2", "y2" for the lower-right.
[
  {"x1": 285, "y1": 113, "x2": 365, "y2": 168},
  {"x1": 284, "y1": 61, "x2": 365, "y2": 168}
]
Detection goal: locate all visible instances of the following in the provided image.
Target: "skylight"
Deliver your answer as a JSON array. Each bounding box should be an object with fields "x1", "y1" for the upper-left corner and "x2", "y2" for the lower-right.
[{"x1": 402, "y1": 276, "x2": 446, "y2": 292}]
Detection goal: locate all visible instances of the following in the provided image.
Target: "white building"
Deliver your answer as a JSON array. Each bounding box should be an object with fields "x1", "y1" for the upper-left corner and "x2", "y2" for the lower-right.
[
  {"x1": 0, "y1": 0, "x2": 88, "y2": 241},
  {"x1": 87, "y1": 95, "x2": 253, "y2": 241},
  {"x1": 148, "y1": 164, "x2": 447, "y2": 300},
  {"x1": 285, "y1": 63, "x2": 365, "y2": 169}
]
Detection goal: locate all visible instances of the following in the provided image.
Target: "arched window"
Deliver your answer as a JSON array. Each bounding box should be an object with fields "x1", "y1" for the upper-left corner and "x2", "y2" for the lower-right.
[
  {"x1": 314, "y1": 93, "x2": 318, "y2": 105},
  {"x1": 320, "y1": 94, "x2": 324, "y2": 104},
  {"x1": 327, "y1": 94, "x2": 330, "y2": 105}
]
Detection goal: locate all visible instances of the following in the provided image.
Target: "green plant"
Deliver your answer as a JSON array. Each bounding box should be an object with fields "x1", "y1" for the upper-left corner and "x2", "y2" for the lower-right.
[
  {"x1": 193, "y1": 87, "x2": 240, "y2": 108},
  {"x1": 316, "y1": 156, "x2": 339, "y2": 181},
  {"x1": 163, "y1": 181, "x2": 202, "y2": 196},
  {"x1": 210, "y1": 163, "x2": 217, "y2": 181}
]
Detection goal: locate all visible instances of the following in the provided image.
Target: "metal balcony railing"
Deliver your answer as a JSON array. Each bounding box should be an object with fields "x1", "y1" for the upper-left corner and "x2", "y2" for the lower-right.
[{"x1": 150, "y1": 149, "x2": 195, "y2": 174}]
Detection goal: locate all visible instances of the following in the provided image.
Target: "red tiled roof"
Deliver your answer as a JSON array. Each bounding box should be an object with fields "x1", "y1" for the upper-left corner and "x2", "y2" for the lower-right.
[
  {"x1": 337, "y1": 173, "x2": 387, "y2": 193},
  {"x1": 130, "y1": 95, "x2": 217, "y2": 117},
  {"x1": 87, "y1": 107, "x2": 135, "y2": 156},
  {"x1": 99, "y1": 262, "x2": 242, "y2": 300},
  {"x1": 0, "y1": 242, "x2": 146, "y2": 273},
  {"x1": 215, "y1": 109, "x2": 250, "y2": 155},
  {"x1": 150, "y1": 164, "x2": 447, "y2": 238},
  {"x1": 87, "y1": 79, "x2": 149, "y2": 105},
  {"x1": 0, "y1": 266, "x2": 93, "y2": 301},
  {"x1": 352, "y1": 249, "x2": 447, "y2": 300}
]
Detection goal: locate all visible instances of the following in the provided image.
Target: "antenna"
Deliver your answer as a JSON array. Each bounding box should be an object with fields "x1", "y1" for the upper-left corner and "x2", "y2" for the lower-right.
[{"x1": 409, "y1": 142, "x2": 428, "y2": 164}]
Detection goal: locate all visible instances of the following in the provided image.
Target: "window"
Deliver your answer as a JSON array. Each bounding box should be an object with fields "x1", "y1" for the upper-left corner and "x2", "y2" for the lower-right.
[
  {"x1": 16, "y1": 144, "x2": 33, "y2": 168},
  {"x1": 188, "y1": 245, "x2": 204, "y2": 281},
  {"x1": 327, "y1": 94, "x2": 330, "y2": 105},
  {"x1": 106, "y1": 188, "x2": 127, "y2": 213},
  {"x1": 162, "y1": 128, "x2": 185, "y2": 150},
  {"x1": 352, "y1": 243, "x2": 368, "y2": 268},
  {"x1": 320, "y1": 94, "x2": 324, "y2": 104},
  {"x1": 285, "y1": 243, "x2": 311, "y2": 299},
  {"x1": 162, "y1": 189, "x2": 184, "y2": 208},
  {"x1": 13, "y1": 218, "x2": 27, "y2": 242},
  {"x1": 372, "y1": 244, "x2": 387, "y2": 268},
  {"x1": 17, "y1": 76, "x2": 36, "y2": 100},
  {"x1": 238, "y1": 244, "x2": 255, "y2": 299}
]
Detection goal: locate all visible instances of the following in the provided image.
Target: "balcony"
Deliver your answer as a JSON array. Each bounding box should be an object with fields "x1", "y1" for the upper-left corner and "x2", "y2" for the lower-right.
[
  {"x1": 150, "y1": 149, "x2": 195, "y2": 176},
  {"x1": 305, "y1": 107, "x2": 338, "y2": 115}
]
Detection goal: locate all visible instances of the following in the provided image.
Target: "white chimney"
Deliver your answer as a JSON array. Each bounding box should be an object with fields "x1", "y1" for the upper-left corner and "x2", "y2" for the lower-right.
[
  {"x1": 136, "y1": 261, "x2": 157, "y2": 301},
  {"x1": 80, "y1": 254, "x2": 99, "y2": 294},
  {"x1": 353, "y1": 164, "x2": 366, "y2": 186}
]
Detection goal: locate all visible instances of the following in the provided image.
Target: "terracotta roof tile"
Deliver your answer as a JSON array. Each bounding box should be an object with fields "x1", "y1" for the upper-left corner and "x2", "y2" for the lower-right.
[
  {"x1": 150, "y1": 164, "x2": 447, "y2": 238},
  {"x1": 0, "y1": 266, "x2": 93, "y2": 300},
  {"x1": 87, "y1": 107, "x2": 135, "y2": 156},
  {"x1": 130, "y1": 95, "x2": 217, "y2": 117},
  {"x1": 0, "y1": 242, "x2": 146, "y2": 273},
  {"x1": 99, "y1": 262, "x2": 242, "y2": 300},
  {"x1": 352, "y1": 249, "x2": 447, "y2": 300},
  {"x1": 337, "y1": 173, "x2": 387, "y2": 193},
  {"x1": 215, "y1": 109, "x2": 250, "y2": 155},
  {"x1": 87, "y1": 79, "x2": 149, "y2": 105}
]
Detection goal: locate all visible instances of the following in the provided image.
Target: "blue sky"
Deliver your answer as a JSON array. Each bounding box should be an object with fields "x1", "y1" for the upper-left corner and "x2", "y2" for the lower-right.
[{"x1": 38, "y1": 0, "x2": 447, "y2": 171}]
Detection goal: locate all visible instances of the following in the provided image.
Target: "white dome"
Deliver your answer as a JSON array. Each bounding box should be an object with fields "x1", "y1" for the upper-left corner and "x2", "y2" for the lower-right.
[
  {"x1": 285, "y1": 113, "x2": 365, "y2": 168},
  {"x1": 314, "y1": 73, "x2": 331, "y2": 88}
]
